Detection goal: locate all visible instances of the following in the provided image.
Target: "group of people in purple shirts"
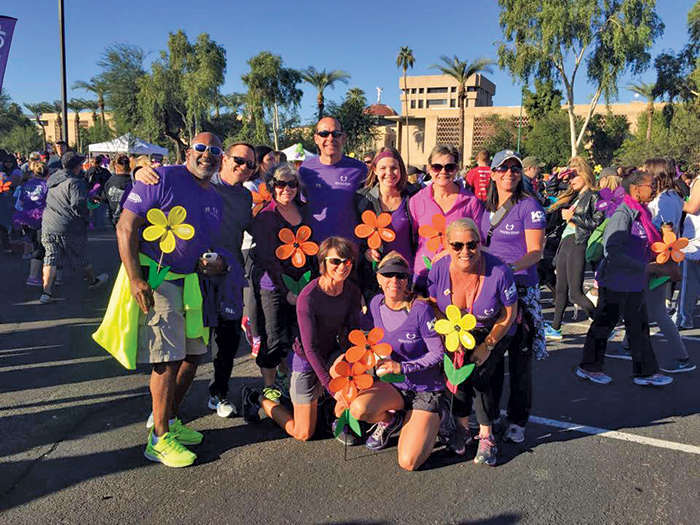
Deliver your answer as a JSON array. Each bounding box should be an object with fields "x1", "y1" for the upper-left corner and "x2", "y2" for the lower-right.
[{"x1": 93, "y1": 114, "x2": 692, "y2": 470}]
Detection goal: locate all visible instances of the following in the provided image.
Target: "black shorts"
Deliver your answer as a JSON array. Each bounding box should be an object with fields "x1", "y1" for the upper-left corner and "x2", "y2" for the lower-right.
[{"x1": 399, "y1": 389, "x2": 443, "y2": 413}]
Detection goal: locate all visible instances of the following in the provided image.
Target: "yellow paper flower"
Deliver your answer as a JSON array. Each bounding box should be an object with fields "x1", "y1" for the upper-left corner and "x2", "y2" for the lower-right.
[
  {"x1": 143, "y1": 206, "x2": 195, "y2": 254},
  {"x1": 435, "y1": 304, "x2": 477, "y2": 352},
  {"x1": 594, "y1": 164, "x2": 603, "y2": 174}
]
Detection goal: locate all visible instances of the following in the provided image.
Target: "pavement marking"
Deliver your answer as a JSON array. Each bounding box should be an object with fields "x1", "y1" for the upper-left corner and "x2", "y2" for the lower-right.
[
  {"x1": 525, "y1": 413, "x2": 700, "y2": 455},
  {"x1": 0, "y1": 355, "x2": 110, "y2": 372},
  {"x1": 0, "y1": 317, "x2": 102, "y2": 335},
  {"x1": 566, "y1": 322, "x2": 700, "y2": 342}
]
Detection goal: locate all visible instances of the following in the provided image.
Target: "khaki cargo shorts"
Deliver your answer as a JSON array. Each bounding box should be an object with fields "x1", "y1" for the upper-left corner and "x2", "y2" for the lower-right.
[{"x1": 137, "y1": 280, "x2": 208, "y2": 364}]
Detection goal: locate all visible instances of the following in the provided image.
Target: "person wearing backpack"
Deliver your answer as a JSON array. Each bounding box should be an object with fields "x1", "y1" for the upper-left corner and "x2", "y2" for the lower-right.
[{"x1": 545, "y1": 157, "x2": 604, "y2": 340}]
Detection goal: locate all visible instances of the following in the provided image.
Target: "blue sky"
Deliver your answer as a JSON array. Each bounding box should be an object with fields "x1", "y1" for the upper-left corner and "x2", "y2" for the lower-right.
[{"x1": 2, "y1": 0, "x2": 696, "y2": 123}]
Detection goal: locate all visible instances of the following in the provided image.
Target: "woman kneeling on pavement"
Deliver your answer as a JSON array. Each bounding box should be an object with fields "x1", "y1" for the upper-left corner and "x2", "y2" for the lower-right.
[
  {"x1": 243, "y1": 236, "x2": 361, "y2": 441},
  {"x1": 429, "y1": 219, "x2": 518, "y2": 466},
  {"x1": 578, "y1": 169, "x2": 674, "y2": 386},
  {"x1": 346, "y1": 253, "x2": 446, "y2": 470}
]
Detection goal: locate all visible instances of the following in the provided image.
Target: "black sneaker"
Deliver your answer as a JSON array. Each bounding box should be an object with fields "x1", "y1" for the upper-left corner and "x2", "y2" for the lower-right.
[
  {"x1": 241, "y1": 385, "x2": 261, "y2": 424},
  {"x1": 438, "y1": 405, "x2": 468, "y2": 455},
  {"x1": 332, "y1": 419, "x2": 362, "y2": 446}
]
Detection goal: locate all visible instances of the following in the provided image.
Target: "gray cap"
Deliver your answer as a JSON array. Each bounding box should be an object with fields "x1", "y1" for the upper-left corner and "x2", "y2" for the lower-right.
[
  {"x1": 490, "y1": 150, "x2": 522, "y2": 170},
  {"x1": 61, "y1": 151, "x2": 85, "y2": 170},
  {"x1": 522, "y1": 156, "x2": 545, "y2": 169},
  {"x1": 599, "y1": 167, "x2": 617, "y2": 179}
]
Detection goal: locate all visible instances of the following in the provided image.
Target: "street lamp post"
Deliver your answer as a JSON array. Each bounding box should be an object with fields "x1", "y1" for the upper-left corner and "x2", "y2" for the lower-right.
[{"x1": 58, "y1": 0, "x2": 68, "y2": 144}]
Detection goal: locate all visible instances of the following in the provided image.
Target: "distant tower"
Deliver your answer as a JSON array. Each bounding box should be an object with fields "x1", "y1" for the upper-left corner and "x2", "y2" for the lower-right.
[{"x1": 376, "y1": 86, "x2": 383, "y2": 105}]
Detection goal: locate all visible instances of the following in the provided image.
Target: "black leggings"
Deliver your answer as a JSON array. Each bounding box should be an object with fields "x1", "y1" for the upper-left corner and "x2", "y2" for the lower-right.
[{"x1": 552, "y1": 235, "x2": 595, "y2": 330}]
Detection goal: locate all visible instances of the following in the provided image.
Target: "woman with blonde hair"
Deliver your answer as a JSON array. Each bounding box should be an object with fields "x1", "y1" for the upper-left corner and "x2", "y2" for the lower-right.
[{"x1": 545, "y1": 156, "x2": 605, "y2": 340}]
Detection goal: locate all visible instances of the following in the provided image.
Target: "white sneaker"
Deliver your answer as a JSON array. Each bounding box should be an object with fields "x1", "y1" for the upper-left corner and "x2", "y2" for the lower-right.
[
  {"x1": 39, "y1": 293, "x2": 53, "y2": 304},
  {"x1": 208, "y1": 395, "x2": 238, "y2": 418},
  {"x1": 503, "y1": 423, "x2": 525, "y2": 443},
  {"x1": 88, "y1": 273, "x2": 108, "y2": 290}
]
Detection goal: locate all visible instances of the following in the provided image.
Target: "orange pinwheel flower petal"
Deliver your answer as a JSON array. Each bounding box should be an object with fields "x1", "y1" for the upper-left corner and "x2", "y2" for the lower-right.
[
  {"x1": 348, "y1": 329, "x2": 367, "y2": 347},
  {"x1": 300, "y1": 241, "x2": 319, "y2": 255},
  {"x1": 355, "y1": 223, "x2": 375, "y2": 239},
  {"x1": 279, "y1": 228, "x2": 295, "y2": 244},
  {"x1": 275, "y1": 244, "x2": 296, "y2": 260},
  {"x1": 367, "y1": 327, "x2": 384, "y2": 345},
  {"x1": 355, "y1": 211, "x2": 395, "y2": 250},
  {"x1": 656, "y1": 250, "x2": 671, "y2": 264},
  {"x1": 367, "y1": 232, "x2": 382, "y2": 250},
  {"x1": 652, "y1": 232, "x2": 688, "y2": 264},
  {"x1": 376, "y1": 213, "x2": 392, "y2": 228},
  {"x1": 426, "y1": 235, "x2": 443, "y2": 253},
  {"x1": 296, "y1": 225, "x2": 312, "y2": 243},
  {"x1": 418, "y1": 214, "x2": 447, "y2": 254},
  {"x1": 379, "y1": 228, "x2": 396, "y2": 243},
  {"x1": 372, "y1": 343, "x2": 393, "y2": 357},
  {"x1": 346, "y1": 345, "x2": 367, "y2": 363},
  {"x1": 276, "y1": 226, "x2": 318, "y2": 267},
  {"x1": 329, "y1": 357, "x2": 373, "y2": 403},
  {"x1": 361, "y1": 210, "x2": 378, "y2": 227},
  {"x1": 329, "y1": 376, "x2": 349, "y2": 393},
  {"x1": 353, "y1": 374, "x2": 374, "y2": 390}
]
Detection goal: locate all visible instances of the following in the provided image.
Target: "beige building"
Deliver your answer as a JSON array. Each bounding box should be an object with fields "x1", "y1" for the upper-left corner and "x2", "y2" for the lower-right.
[
  {"x1": 34, "y1": 111, "x2": 113, "y2": 149},
  {"x1": 374, "y1": 73, "x2": 660, "y2": 167}
]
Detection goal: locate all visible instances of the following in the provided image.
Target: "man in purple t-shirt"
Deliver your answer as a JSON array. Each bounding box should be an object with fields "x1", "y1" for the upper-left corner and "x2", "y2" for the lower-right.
[
  {"x1": 118, "y1": 132, "x2": 227, "y2": 468},
  {"x1": 299, "y1": 117, "x2": 368, "y2": 242}
]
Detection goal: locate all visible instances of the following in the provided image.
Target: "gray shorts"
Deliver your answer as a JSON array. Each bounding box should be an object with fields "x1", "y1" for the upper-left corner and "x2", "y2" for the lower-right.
[
  {"x1": 290, "y1": 350, "x2": 342, "y2": 405},
  {"x1": 399, "y1": 389, "x2": 443, "y2": 414},
  {"x1": 137, "y1": 280, "x2": 208, "y2": 365},
  {"x1": 42, "y1": 233, "x2": 88, "y2": 268}
]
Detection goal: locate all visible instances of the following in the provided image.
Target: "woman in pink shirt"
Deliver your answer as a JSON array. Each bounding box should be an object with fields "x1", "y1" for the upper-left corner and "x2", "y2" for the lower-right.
[{"x1": 409, "y1": 144, "x2": 483, "y2": 294}]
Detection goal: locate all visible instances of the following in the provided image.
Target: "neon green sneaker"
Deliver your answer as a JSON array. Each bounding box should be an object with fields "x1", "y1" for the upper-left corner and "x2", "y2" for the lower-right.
[
  {"x1": 170, "y1": 418, "x2": 203, "y2": 445},
  {"x1": 144, "y1": 431, "x2": 196, "y2": 467}
]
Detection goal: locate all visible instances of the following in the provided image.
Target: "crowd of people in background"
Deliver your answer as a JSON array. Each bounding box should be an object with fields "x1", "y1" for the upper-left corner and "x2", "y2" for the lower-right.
[{"x1": 3, "y1": 115, "x2": 699, "y2": 471}]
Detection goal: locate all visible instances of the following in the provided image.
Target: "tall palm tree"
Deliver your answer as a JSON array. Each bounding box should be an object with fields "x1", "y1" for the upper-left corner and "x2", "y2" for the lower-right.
[
  {"x1": 24, "y1": 102, "x2": 52, "y2": 150},
  {"x1": 430, "y1": 56, "x2": 495, "y2": 165},
  {"x1": 627, "y1": 81, "x2": 657, "y2": 144},
  {"x1": 346, "y1": 87, "x2": 366, "y2": 105},
  {"x1": 72, "y1": 77, "x2": 107, "y2": 124},
  {"x1": 300, "y1": 67, "x2": 350, "y2": 119},
  {"x1": 83, "y1": 99, "x2": 99, "y2": 123},
  {"x1": 67, "y1": 98, "x2": 87, "y2": 151},
  {"x1": 49, "y1": 100, "x2": 64, "y2": 141},
  {"x1": 396, "y1": 47, "x2": 415, "y2": 168}
]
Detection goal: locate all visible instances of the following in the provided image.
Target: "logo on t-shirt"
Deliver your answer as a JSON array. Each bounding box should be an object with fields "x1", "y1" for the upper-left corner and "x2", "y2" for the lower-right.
[
  {"x1": 531, "y1": 210, "x2": 546, "y2": 224},
  {"x1": 426, "y1": 319, "x2": 436, "y2": 332},
  {"x1": 340, "y1": 175, "x2": 348, "y2": 182},
  {"x1": 127, "y1": 192, "x2": 142, "y2": 204},
  {"x1": 204, "y1": 205, "x2": 221, "y2": 219},
  {"x1": 505, "y1": 224, "x2": 515, "y2": 231},
  {"x1": 500, "y1": 224, "x2": 519, "y2": 235},
  {"x1": 484, "y1": 308, "x2": 495, "y2": 316},
  {"x1": 405, "y1": 333, "x2": 417, "y2": 340},
  {"x1": 505, "y1": 283, "x2": 517, "y2": 301}
]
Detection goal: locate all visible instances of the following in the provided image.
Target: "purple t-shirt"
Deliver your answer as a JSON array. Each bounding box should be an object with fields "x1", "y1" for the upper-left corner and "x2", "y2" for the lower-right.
[
  {"x1": 299, "y1": 155, "x2": 367, "y2": 242},
  {"x1": 293, "y1": 278, "x2": 362, "y2": 392},
  {"x1": 408, "y1": 183, "x2": 484, "y2": 282},
  {"x1": 428, "y1": 252, "x2": 518, "y2": 331},
  {"x1": 368, "y1": 295, "x2": 444, "y2": 392},
  {"x1": 384, "y1": 197, "x2": 414, "y2": 267},
  {"x1": 123, "y1": 165, "x2": 224, "y2": 274},
  {"x1": 479, "y1": 197, "x2": 546, "y2": 287}
]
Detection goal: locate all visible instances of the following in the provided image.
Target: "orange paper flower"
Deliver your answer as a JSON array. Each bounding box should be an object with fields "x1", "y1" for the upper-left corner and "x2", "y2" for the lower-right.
[
  {"x1": 418, "y1": 214, "x2": 446, "y2": 253},
  {"x1": 651, "y1": 232, "x2": 689, "y2": 264},
  {"x1": 251, "y1": 183, "x2": 272, "y2": 217},
  {"x1": 329, "y1": 358, "x2": 373, "y2": 404},
  {"x1": 354, "y1": 210, "x2": 396, "y2": 250},
  {"x1": 0, "y1": 181, "x2": 11, "y2": 194},
  {"x1": 275, "y1": 225, "x2": 319, "y2": 268},
  {"x1": 346, "y1": 328, "x2": 392, "y2": 369}
]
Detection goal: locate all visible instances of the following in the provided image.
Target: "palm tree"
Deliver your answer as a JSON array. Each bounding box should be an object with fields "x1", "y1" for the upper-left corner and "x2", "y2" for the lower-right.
[
  {"x1": 24, "y1": 102, "x2": 52, "y2": 150},
  {"x1": 83, "y1": 99, "x2": 99, "y2": 123},
  {"x1": 67, "y1": 98, "x2": 87, "y2": 152},
  {"x1": 346, "y1": 87, "x2": 366, "y2": 105},
  {"x1": 396, "y1": 47, "x2": 415, "y2": 168},
  {"x1": 627, "y1": 81, "x2": 657, "y2": 144},
  {"x1": 72, "y1": 77, "x2": 107, "y2": 124},
  {"x1": 430, "y1": 56, "x2": 495, "y2": 165},
  {"x1": 300, "y1": 67, "x2": 350, "y2": 119},
  {"x1": 49, "y1": 100, "x2": 65, "y2": 141}
]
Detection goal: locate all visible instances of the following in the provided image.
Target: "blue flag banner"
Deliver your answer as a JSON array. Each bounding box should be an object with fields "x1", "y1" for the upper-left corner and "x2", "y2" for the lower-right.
[{"x1": 0, "y1": 16, "x2": 18, "y2": 92}]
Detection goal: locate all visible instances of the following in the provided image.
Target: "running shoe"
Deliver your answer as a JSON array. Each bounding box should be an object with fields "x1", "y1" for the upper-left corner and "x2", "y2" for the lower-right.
[
  {"x1": 275, "y1": 372, "x2": 290, "y2": 399},
  {"x1": 39, "y1": 293, "x2": 53, "y2": 304},
  {"x1": 660, "y1": 359, "x2": 697, "y2": 374},
  {"x1": 144, "y1": 431, "x2": 196, "y2": 468},
  {"x1": 251, "y1": 337, "x2": 261, "y2": 357},
  {"x1": 169, "y1": 418, "x2": 203, "y2": 445},
  {"x1": 473, "y1": 435, "x2": 498, "y2": 466},
  {"x1": 241, "y1": 316, "x2": 254, "y2": 346},
  {"x1": 88, "y1": 273, "x2": 109, "y2": 290},
  {"x1": 438, "y1": 404, "x2": 468, "y2": 455},
  {"x1": 208, "y1": 395, "x2": 238, "y2": 418},
  {"x1": 607, "y1": 327, "x2": 619, "y2": 341},
  {"x1": 26, "y1": 276, "x2": 42, "y2": 287},
  {"x1": 604, "y1": 346, "x2": 632, "y2": 360},
  {"x1": 262, "y1": 386, "x2": 282, "y2": 403},
  {"x1": 633, "y1": 373, "x2": 673, "y2": 386},
  {"x1": 544, "y1": 324, "x2": 562, "y2": 341},
  {"x1": 575, "y1": 367, "x2": 612, "y2": 385},
  {"x1": 365, "y1": 412, "x2": 403, "y2": 451},
  {"x1": 146, "y1": 412, "x2": 154, "y2": 429},
  {"x1": 502, "y1": 423, "x2": 525, "y2": 444},
  {"x1": 241, "y1": 385, "x2": 261, "y2": 424},
  {"x1": 332, "y1": 418, "x2": 362, "y2": 446}
]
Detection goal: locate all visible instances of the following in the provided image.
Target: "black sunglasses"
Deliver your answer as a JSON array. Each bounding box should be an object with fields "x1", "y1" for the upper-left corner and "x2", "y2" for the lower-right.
[
  {"x1": 191, "y1": 143, "x2": 223, "y2": 157},
  {"x1": 316, "y1": 130, "x2": 343, "y2": 138},
  {"x1": 381, "y1": 272, "x2": 409, "y2": 280},
  {"x1": 232, "y1": 156, "x2": 256, "y2": 170},
  {"x1": 494, "y1": 165, "x2": 522, "y2": 174},
  {"x1": 449, "y1": 240, "x2": 480, "y2": 252},
  {"x1": 272, "y1": 179, "x2": 299, "y2": 189},
  {"x1": 429, "y1": 163, "x2": 458, "y2": 174}
]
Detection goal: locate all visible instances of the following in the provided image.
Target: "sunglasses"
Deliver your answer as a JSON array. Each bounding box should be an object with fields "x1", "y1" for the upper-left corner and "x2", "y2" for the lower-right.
[
  {"x1": 232, "y1": 156, "x2": 256, "y2": 170},
  {"x1": 191, "y1": 143, "x2": 223, "y2": 157},
  {"x1": 449, "y1": 240, "x2": 480, "y2": 252},
  {"x1": 325, "y1": 257, "x2": 353, "y2": 266},
  {"x1": 381, "y1": 272, "x2": 409, "y2": 280},
  {"x1": 364, "y1": 160, "x2": 373, "y2": 165},
  {"x1": 272, "y1": 179, "x2": 299, "y2": 189},
  {"x1": 494, "y1": 165, "x2": 522, "y2": 174},
  {"x1": 316, "y1": 130, "x2": 343, "y2": 138},
  {"x1": 429, "y1": 163, "x2": 458, "y2": 174}
]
